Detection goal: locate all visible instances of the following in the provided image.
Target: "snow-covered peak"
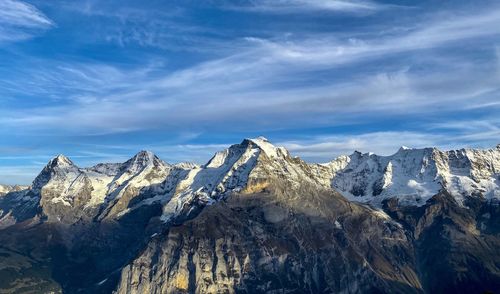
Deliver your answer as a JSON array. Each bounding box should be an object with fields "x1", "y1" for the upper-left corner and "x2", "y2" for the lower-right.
[
  {"x1": 30, "y1": 154, "x2": 82, "y2": 199},
  {"x1": 245, "y1": 137, "x2": 288, "y2": 158},
  {"x1": 329, "y1": 145, "x2": 500, "y2": 206},
  {"x1": 204, "y1": 137, "x2": 286, "y2": 169},
  {"x1": 121, "y1": 150, "x2": 168, "y2": 174},
  {"x1": 48, "y1": 154, "x2": 75, "y2": 168},
  {"x1": 161, "y1": 140, "x2": 261, "y2": 221},
  {"x1": 248, "y1": 136, "x2": 276, "y2": 157},
  {"x1": 161, "y1": 137, "x2": 316, "y2": 222},
  {"x1": 35, "y1": 154, "x2": 79, "y2": 182},
  {"x1": 136, "y1": 150, "x2": 154, "y2": 159},
  {"x1": 251, "y1": 136, "x2": 270, "y2": 143},
  {"x1": 131, "y1": 150, "x2": 155, "y2": 163}
]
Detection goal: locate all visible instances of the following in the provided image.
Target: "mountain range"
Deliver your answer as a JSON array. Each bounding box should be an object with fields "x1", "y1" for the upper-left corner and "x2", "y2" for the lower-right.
[{"x1": 0, "y1": 137, "x2": 499, "y2": 293}]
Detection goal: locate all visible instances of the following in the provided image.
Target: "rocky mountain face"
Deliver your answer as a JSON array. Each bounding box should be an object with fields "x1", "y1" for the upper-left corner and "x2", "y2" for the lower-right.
[{"x1": 0, "y1": 138, "x2": 499, "y2": 293}]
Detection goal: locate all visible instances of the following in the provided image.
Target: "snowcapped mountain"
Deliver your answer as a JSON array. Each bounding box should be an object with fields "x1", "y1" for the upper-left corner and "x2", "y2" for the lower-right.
[
  {"x1": 0, "y1": 138, "x2": 500, "y2": 293},
  {"x1": 1, "y1": 138, "x2": 499, "y2": 227},
  {"x1": 0, "y1": 150, "x2": 178, "y2": 225},
  {"x1": 0, "y1": 136, "x2": 338, "y2": 226},
  {"x1": 161, "y1": 136, "x2": 328, "y2": 222},
  {"x1": 323, "y1": 144, "x2": 500, "y2": 206}
]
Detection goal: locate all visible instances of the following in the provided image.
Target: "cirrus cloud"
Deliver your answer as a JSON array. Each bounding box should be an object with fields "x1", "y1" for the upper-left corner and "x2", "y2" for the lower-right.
[{"x1": 0, "y1": 0, "x2": 54, "y2": 42}]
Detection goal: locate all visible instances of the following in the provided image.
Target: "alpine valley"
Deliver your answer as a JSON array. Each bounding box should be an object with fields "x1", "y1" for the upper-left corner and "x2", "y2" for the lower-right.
[{"x1": 0, "y1": 137, "x2": 499, "y2": 294}]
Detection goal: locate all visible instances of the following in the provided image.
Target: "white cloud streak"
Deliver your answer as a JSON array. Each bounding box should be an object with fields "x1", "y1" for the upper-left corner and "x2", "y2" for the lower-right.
[
  {"x1": 1, "y1": 53, "x2": 498, "y2": 135},
  {"x1": 229, "y1": 0, "x2": 385, "y2": 13},
  {"x1": 0, "y1": 4, "x2": 499, "y2": 180},
  {"x1": 0, "y1": 0, "x2": 53, "y2": 42},
  {"x1": 0, "y1": 0, "x2": 52, "y2": 27}
]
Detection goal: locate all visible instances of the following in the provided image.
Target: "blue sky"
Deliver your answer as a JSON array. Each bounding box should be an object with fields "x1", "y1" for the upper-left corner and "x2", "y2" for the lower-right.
[{"x1": 1, "y1": 0, "x2": 500, "y2": 184}]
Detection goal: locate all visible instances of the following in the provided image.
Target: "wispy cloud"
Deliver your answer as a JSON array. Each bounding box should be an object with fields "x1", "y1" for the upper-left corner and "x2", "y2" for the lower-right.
[
  {"x1": 239, "y1": 9, "x2": 500, "y2": 68},
  {"x1": 50, "y1": 0, "x2": 225, "y2": 52},
  {"x1": 2, "y1": 6, "x2": 500, "y2": 135},
  {"x1": 228, "y1": 0, "x2": 386, "y2": 13},
  {"x1": 0, "y1": 0, "x2": 52, "y2": 27},
  {"x1": 0, "y1": 0, "x2": 53, "y2": 42}
]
